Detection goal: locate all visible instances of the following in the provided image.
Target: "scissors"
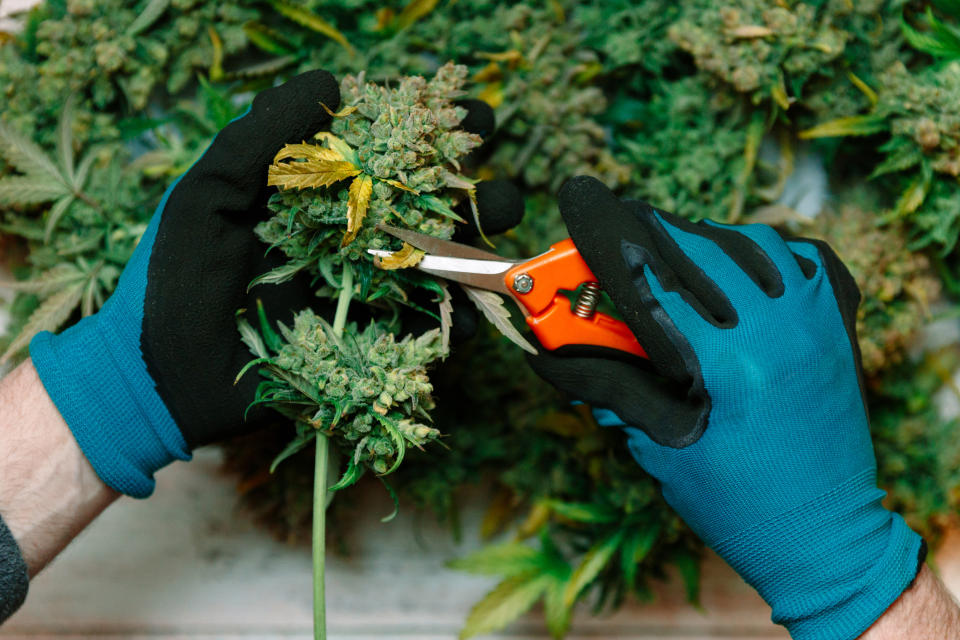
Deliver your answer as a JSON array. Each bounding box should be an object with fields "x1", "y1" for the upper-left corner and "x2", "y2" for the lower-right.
[{"x1": 368, "y1": 225, "x2": 648, "y2": 359}]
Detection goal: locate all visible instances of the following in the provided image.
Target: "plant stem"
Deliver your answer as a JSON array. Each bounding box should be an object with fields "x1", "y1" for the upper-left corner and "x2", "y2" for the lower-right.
[
  {"x1": 312, "y1": 431, "x2": 328, "y2": 640},
  {"x1": 313, "y1": 261, "x2": 354, "y2": 640}
]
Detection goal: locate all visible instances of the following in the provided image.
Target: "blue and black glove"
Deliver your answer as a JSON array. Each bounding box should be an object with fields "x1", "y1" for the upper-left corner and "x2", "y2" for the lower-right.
[
  {"x1": 529, "y1": 176, "x2": 925, "y2": 640},
  {"x1": 29, "y1": 70, "x2": 522, "y2": 499}
]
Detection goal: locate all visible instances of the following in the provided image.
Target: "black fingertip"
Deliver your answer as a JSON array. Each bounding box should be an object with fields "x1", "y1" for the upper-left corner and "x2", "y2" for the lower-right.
[
  {"x1": 456, "y1": 99, "x2": 496, "y2": 138},
  {"x1": 453, "y1": 179, "x2": 525, "y2": 240},
  {"x1": 558, "y1": 175, "x2": 617, "y2": 222}
]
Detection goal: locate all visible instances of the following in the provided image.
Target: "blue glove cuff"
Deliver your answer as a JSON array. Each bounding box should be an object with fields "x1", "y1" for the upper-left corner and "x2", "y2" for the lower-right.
[
  {"x1": 716, "y1": 468, "x2": 923, "y2": 640},
  {"x1": 31, "y1": 318, "x2": 191, "y2": 498}
]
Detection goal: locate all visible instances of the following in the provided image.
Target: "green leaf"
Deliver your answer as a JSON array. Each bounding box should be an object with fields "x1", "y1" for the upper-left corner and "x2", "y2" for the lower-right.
[
  {"x1": 415, "y1": 193, "x2": 466, "y2": 222},
  {"x1": 546, "y1": 500, "x2": 619, "y2": 524},
  {"x1": 543, "y1": 579, "x2": 572, "y2": 639},
  {"x1": 126, "y1": 0, "x2": 170, "y2": 36},
  {"x1": 448, "y1": 543, "x2": 546, "y2": 577},
  {"x1": 256, "y1": 298, "x2": 284, "y2": 352},
  {"x1": 57, "y1": 95, "x2": 76, "y2": 185},
  {"x1": 620, "y1": 524, "x2": 659, "y2": 591},
  {"x1": 372, "y1": 412, "x2": 406, "y2": 475},
  {"x1": 73, "y1": 147, "x2": 99, "y2": 191},
  {"x1": 673, "y1": 550, "x2": 702, "y2": 608},
  {"x1": 0, "y1": 176, "x2": 70, "y2": 206},
  {"x1": 3, "y1": 263, "x2": 86, "y2": 296},
  {"x1": 379, "y1": 477, "x2": 400, "y2": 522},
  {"x1": 462, "y1": 286, "x2": 538, "y2": 355},
  {"x1": 44, "y1": 195, "x2": 76, "y2": 243},
  {"x1": 460, "y1": 573, "x2": 551, "y2": 639},
  {"x1": 269, "y1": 0, "x2": 355, "y2": 56},
  {"x1": 798, "y1": 114, "x2": 888, "y2": 139},
  {"x1": 269, "y1": 430, "x2": 316, "y2": 473},
  {"x1": 2, "y1": 278, "x2": 86, "y2": 362},
  {"x1": 0, "y1": 121, "x2": 65, "y2": 183},
  {"x1": 248, "y1": 259, "x2": 310, "y2": 290},
  {"x1": 243, "y1": 22, "x2": 297, "y2": 56},
  {"x1": 237, "y1": 315, "x2": 269, "y2": 358},
  {"x1": 902, "y1": 8, "x2": 960, "y2": 58},
  {"x1": 870, "y1": 141, "x2": 923, "y2": 179},
  {"x1": 562, "y1": 528, "x2": 625, "y2": 609},
  {"x1": 329, "y1": 456, "x2": 363, "y2": 492}
]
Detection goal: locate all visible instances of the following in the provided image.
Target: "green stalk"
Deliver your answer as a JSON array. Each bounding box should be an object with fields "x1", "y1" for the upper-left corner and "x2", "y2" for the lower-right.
[{"x1": 313, "y1": 261, "x2": 354, "y2": 640}]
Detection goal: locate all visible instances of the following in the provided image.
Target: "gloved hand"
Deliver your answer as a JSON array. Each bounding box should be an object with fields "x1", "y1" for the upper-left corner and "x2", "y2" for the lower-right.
[
  {"x1": 529, "y1": 176, "x2": 924, "y2": 640},
  {"x1": 29, "y1": 70, "x2": 522, "y2": 499}
]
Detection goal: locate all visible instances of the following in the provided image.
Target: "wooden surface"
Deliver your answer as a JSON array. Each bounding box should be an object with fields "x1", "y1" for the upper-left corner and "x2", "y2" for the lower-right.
[{"x1": 1, "y1": 445, "x2": 958, "y2": 639}]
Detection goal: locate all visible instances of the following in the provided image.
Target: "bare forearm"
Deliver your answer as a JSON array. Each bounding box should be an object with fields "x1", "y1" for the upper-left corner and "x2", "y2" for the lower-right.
[
  {"x1": 0, "y1": 359, "x2": 117, "y2": 576},
  {"x1": 860, "y1": 565, "x2": 960, "y2": 639}
]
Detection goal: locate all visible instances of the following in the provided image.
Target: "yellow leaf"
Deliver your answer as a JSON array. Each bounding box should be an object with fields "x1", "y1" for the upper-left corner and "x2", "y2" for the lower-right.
[
  {"x1": 477, "y1": 50, "x2": 525, "y2": 64},
  {"x1": 730, "y1": 25, "x2": 774, "y2": 38},
  {"x1": 472, "y1": 62, "x2": 502, "y2": 83},
  {"x1": 477, "y1": 82, "x2": 504, "y2": 109},
  {"x1": 373, "y1": 7, "x2": 395, "y2": 31},
  {"x1": 273, "y1": 142, "x2": 344, "y2": 163},
  {"x1": 342, "y1": 174, "x2": 373, "y2": 246},
  {"x1": 799, "y1": 114, "x2": 887, "y2": 140},
  {"x1": 379, "y1": 177, "x2": 419, "y2": 194},
  {"x1": 395, "y1": 0, "x2": 440, "y2": 30},
  {"x1": 267, "y1": 160, "x2": 361, "y2": 190},
  {"x1": 374, "y1": 242, "x2": 425, "y2": 269},
  {"x1": 314, "y1": 131, "x2": 360, "y2": 165},
  {"x1": 321, "y1": 103, "x2": 359, "y2": 118},
  {"x1": 207, "y1": 26, "x2": 224, "y2": 82},
  {"x1": 270, "y1": 0, "x2": 355, "y2": 56},
  {"x1": 847, "y1": 71, "x2": 878, "y2": 106}
]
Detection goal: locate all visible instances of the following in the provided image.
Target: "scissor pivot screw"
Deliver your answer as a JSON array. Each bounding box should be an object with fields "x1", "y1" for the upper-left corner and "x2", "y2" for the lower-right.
[{"x1": 512, "y1": 273, "x2": 534, "y2": 294}]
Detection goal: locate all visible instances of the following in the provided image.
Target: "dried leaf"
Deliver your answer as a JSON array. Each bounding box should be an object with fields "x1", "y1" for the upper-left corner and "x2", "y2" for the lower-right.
[
  {"x1": 462, "y1": 286, "x2": 538, "y2": 355},
  {"x1": 267, "y1": 159, "x2": 361, "y2": 190},
  {"x1": 273, "y1": 142, "x2": 344, "y2": 163},
  {"x1": 342, "y1": 173, "x2": 373, "y2": 246},
  {"x1": 459, "y1": 574, "x2": 551, "y2": 639},
  {"x1": 379, "y1": 177, "x2": 419, "y2": 194},
  {"x1": 0, "y1": 121, "x2": 65, "y2": 183},
  {"x1": 126, "y1": 0, "x2": 170, "y2": 36},
  {"x1": 320, "y1": 103, "x2": 359, "y2": 118},
  {"x1": 2, "y1": 278, "x2": 86, "y2": 362},
  {"x1": 270, "y1": 0, "x2": 355, "y2": 56},
  {"x1": 730, "y1": 25, "x2": 774, "y2": 38},
  {"x1": 374, "y1": 242, "x2": 424, "y2": 270},
  {"x1": 0, "y1": 176, "x2": 70, "y2": 206}
]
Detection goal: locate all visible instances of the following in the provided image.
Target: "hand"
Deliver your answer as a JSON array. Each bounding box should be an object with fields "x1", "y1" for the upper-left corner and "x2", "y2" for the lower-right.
[
  {"x1": 28, "y1": 71, "x2": 521, "y2": 498},
  {"x1": 529, "y1": 176, "x2": 924, "y2": 640}
]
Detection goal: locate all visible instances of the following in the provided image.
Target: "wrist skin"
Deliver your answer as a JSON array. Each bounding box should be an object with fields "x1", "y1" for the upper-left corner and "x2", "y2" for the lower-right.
[
  {"x1": 0, "y1": 359, "x2": 117, "y2": 576},
  {"x1": 859, "y1": 565, "x2": 960, "y2": 639}
]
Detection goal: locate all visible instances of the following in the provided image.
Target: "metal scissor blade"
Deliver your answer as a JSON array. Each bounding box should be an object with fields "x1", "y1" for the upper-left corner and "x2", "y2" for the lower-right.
[
  {"x1": 377, "y1": 224, "x2": 505, "y2": 261},
  {"x1": 368, "y1": 250, "x2": 517, "y2": 294}
]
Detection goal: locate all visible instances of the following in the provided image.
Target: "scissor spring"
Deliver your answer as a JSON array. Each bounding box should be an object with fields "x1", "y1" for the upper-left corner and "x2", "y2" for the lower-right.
[{"x1": 574, "y1": 282, "x2": 602, "y2": 319}]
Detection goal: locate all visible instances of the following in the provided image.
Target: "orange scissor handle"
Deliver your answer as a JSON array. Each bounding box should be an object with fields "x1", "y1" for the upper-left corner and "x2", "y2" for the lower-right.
[{"x1": 504, "y1": 238, "x2": 648, "y2": 359}]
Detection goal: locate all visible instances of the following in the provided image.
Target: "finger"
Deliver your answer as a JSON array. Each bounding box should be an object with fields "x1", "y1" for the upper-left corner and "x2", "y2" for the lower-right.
[
  {"x1": 456, "y1": 99, "x2": 496, "y2": 139},
  {"x1": 526, "y1": 348, "x2": 708, "y2": 448},
  {"x1": 167, "y1": 69, "x2": 341, "y2": 221},
  {"x1": 644, "y1": 210, "x2": 777, "y2": 312},
  {"x1": 703, "y1": 220, "x2": 806, "y2": 287},
  {"x1": 557, "y1": 176, "x2": 692, "y2": 385},
  {"x1": 453, "y1": 179, "x2": 525, "y2": 241}
]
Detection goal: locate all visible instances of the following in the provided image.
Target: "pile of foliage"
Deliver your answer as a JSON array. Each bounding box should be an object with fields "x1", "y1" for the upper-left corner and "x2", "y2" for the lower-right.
[{"x1": 2, "y1": 0, "x2": 960, "y2": 637}]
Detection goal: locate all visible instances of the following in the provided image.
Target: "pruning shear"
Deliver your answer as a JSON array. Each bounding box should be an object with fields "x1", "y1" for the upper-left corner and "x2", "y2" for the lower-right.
[{"x1": 368, "y1": 225, "x2": 648, "y2": 359}]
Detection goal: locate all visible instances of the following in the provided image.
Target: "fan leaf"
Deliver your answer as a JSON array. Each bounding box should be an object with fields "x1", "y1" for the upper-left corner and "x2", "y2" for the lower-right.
[
  {"x1": 342, "y1": 173, "x2": 373, "y2": 246},
  {"x1": 462, "y1": 285, "x2": 538, "y2": 354}
]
